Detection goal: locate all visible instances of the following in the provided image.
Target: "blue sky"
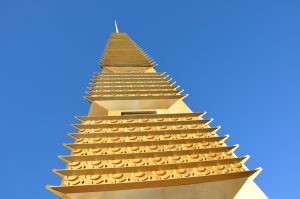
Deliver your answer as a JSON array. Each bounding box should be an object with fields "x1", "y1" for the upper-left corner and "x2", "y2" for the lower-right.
[{"x1": 1, "y1": 0, "x2": 299, "y2": 198}]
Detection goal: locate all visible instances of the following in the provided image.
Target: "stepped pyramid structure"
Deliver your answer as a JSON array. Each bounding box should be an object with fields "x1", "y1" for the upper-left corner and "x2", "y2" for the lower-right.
[{"x1": 47, "y1": 29, "x2": 268, "y2": 199}]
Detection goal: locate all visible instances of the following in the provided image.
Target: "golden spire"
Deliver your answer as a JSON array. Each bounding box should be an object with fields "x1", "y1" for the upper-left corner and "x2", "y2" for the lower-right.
[{"x1": 47, "y1": 30, "x2": 267, "y2": 199}]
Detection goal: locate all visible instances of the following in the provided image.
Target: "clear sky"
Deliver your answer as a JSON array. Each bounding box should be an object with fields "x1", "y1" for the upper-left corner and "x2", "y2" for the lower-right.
[{"x1": 1, "y1": 0, "x2": 299, "y2": 198}]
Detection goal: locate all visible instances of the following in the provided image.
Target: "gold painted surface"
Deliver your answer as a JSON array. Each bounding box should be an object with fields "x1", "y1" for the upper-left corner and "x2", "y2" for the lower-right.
[
  {"x1": 49, "y1": 112, "x2": 259, "y2": 195},
  {"x1": 99, "y1": 33, "x2": 156, "y2": 68},
  {"x1": 77, "y1": 112, "x2": 204, "y2": 121},
  {"x1": 58, "y1": 178, "x2": 268, "y2": 199},
  {"x1": 47, "y1": 31, "x2": 265, "y2": 198}
]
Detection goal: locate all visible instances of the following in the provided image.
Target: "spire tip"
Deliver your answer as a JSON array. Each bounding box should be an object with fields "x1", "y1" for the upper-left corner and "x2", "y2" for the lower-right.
[{"x1": 114, "y1": 20, "x2": 119, "y2": 33}]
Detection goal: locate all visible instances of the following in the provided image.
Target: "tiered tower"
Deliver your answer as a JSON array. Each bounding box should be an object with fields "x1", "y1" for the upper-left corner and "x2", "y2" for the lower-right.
[{"x1": 47, "y1": 31, "x2": 267, "y2": 199}]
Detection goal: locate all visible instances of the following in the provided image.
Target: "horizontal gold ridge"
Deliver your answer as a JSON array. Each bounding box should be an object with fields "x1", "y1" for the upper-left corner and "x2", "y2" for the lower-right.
[
  {"x1": 91, "y1": 81, "x2": 174, "y2": 86},
  {"x1": 88, "y1": 90, "x2": 182, "y2": 96},
  {"x1": 54, "y1": 157, "x2": 247, "y2": 176},
  {"x1": 47, "y1": 169, "x2": 261, "y2": 195},
  {"x1": 73, "y1": 119, "x2": 211, "y2": 129},
  {"x1": 59, "y1": 145, "x2": 237, "y2": 162},
  {"x1": 84, "y1": 95, "x2": 187, "y2": 102},
  {"x1": 76, "y1": 112, "x2": 204, "y2": 121},
  {"x1": 94, "y1": 73, "x2": 165, "y2": 76},
  {"x1": 69, "y1": 127, "x2": 220, "y2": 138},
  {"x1": 92, "y1": 78, "x2": 171, "y2": 83},
  {"x1": 64, "y1": 136, "x2": 227, "y2": 149}
]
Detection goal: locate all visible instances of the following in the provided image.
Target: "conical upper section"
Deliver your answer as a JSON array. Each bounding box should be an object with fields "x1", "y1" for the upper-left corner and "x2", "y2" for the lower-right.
[{"x1": 99, "y1": 33, "x2": 156, "y2": 68}]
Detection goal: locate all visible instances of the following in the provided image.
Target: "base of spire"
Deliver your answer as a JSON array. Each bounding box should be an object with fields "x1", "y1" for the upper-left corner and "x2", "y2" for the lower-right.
[{"x1": 47, "y1": 177, "x2": 268, "y2": 199}]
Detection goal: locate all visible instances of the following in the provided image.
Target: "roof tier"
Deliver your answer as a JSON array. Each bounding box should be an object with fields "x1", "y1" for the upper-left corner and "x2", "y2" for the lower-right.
[{"x1": 47, "y1": 112, "x2": 260, "y2": 196}]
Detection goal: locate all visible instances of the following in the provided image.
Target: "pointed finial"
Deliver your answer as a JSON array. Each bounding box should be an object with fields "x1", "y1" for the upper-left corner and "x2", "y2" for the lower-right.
[{"x1": 114, "y1": 20, "x2": 119, "y2": 33}]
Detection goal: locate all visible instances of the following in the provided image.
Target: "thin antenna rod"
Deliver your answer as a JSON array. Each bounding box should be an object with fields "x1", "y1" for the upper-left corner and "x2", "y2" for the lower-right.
[{"x1": 114, "y1": 20, "x2": 119, "y2": 33}]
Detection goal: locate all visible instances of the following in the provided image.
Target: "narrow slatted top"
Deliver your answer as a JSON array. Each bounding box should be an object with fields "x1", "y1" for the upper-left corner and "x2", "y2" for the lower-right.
[{"x1": 99, "y1": 33, "x2": 156, "y2": 68}]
